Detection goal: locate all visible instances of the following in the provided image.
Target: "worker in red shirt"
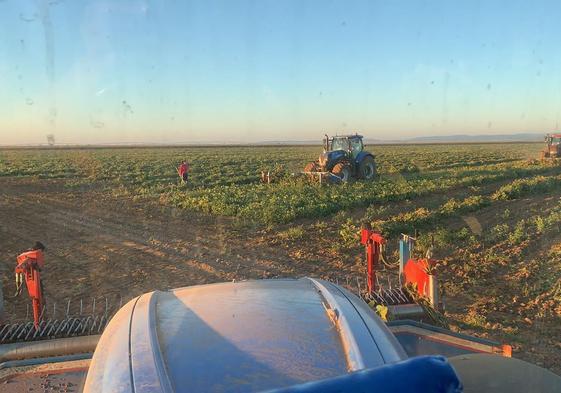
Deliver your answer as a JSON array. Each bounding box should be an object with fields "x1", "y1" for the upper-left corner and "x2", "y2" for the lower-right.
[{"x1": 177, "y1": 161, "x2": 190, "y2": 183}]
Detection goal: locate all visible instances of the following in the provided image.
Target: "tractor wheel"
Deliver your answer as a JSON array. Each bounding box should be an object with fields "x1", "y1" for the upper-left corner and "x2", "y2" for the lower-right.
[
  {"x1": 331, "y1": 162, "x2": 351, "y2": 183},
  {"x1": 359, "y1": 156, "x2": 377, "y2": 180},
  {"x1": 304, "y1": 162, "x2": 319, "y2": 173}
]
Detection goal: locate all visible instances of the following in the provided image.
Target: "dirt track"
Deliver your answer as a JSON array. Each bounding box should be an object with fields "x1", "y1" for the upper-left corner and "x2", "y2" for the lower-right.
[{"x1": 0, "y1": 177, "x2": 355, "y2": 312}]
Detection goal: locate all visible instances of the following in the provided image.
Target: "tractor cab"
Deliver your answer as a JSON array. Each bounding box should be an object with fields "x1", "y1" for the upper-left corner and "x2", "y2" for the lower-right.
[
  {"x1": 305, "y1": 133, "x2": 376, "y2": 182},
  {"x1": 542, "y1": 133, "x2": 561, "y2": 159},
  {"x1": 323, "y1": 134, "x2": 363, "y2": 157}
]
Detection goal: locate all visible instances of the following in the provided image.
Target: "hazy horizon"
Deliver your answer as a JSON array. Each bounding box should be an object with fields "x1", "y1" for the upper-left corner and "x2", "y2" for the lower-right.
[{"x1": 1, "y1": 1, "x2": 560, "y2": 145}]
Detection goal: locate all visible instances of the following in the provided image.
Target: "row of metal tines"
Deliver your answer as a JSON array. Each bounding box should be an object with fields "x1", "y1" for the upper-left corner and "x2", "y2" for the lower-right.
[
  {"x1": 332, "y1": 275, "x2": 413, "y2": 306},
  {"x1": 0, "y1": 295, "x2": 127, "y2": 344},
  {"x1": 0, "y1": 314, "x2": 110, "y2": 343},
  {"x1": 362, "y1": 287, "x2": 414, "y2": 306}
]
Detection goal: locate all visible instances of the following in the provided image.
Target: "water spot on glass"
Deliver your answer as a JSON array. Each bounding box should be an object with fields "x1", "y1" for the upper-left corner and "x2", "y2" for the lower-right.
[
  {"x1": 19, "y1": 13, "x2": 36, "y2": 22},
  {"x1": 463, "y1": 216, "x2": 482, "y2": 235},
  {"x1": 487, "y1": 83, "x2": 492, "y2": 90},
  {"x1": 122, "y1": 100, "x2": 134, "y2": 115},
  {"x1": 25, "y1": 98, "x2": 33, "y2": 105},
  {"x1": 90, "y1": 119, "x2": 105, "y2": 128}
]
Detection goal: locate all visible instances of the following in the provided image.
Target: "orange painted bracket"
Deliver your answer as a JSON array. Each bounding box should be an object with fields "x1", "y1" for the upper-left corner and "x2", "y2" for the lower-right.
[{"x1": 403, "y1": 258, "x2": 436, "y2": 298}]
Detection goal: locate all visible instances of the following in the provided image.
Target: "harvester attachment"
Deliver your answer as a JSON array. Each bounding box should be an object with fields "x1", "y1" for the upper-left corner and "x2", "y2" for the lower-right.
[
  {"x1": 359, "y1": 229, "x2": 447, "y2": 326},
  {"x1": 0, "y1": 295, "x2": 124, "y2": 344},
  {"x1": 0, "y1": 244, "x2": 125, "y2": 344}
]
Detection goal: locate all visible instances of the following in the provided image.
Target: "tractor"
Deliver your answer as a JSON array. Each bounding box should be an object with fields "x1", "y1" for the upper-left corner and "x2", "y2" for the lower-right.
[
  {"x1": 541, "y1": 133, "x2": 561, "y2": 159},
  {"x1": 304, "y1": 134, "x2": 376, "y2": 182}
]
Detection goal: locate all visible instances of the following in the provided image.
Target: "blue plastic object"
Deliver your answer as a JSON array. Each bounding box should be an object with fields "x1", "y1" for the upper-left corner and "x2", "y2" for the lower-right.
[
  {"x1": 399, "y1": 235, "x2": 415, "y2": 276},
  {"x1": 265, "y1": 355, "x2": 463, "y2": 393}
]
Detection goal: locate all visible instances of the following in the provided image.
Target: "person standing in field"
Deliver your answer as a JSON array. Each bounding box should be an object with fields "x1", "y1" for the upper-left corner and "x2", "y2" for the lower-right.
[{"x1": 177, "y1": 161, "x2": 190, "y2": 183}]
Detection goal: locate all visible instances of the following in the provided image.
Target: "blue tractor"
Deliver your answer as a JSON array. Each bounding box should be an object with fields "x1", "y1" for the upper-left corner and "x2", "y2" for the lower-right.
[{"x1": 304, "y1": 134, "x2": 377, "y2": 182}]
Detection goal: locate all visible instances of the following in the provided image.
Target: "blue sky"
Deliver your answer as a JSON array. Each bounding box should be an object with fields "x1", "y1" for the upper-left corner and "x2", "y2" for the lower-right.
[{"x1": 1, "y1": 0, "x2": 560, "y2": 144}]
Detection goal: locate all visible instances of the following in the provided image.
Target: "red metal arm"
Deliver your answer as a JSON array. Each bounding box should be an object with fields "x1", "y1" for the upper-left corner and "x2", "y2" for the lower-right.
[
  {"x1": 15, "y1": 250, "x2": 45, "y2": 329},
  {"x1": 360, "y1": 229, "x2": 386, "y2": 294}
]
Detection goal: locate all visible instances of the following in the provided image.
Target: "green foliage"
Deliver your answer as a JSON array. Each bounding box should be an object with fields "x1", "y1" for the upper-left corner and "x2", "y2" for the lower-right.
[
  {"x1": 0, "y1": 143, "x2": 558, "y2": 224},
  {"x1": 490, "y1": 223, "x2": 510, "y2": 242},
  {"x1": 492, "y1": 175, "x2": 561, "y2": 200},
  {"x1": 339, "y1": 218, "x2": 360, "y2": 249},
  {"x1": 278, "y1": 226, "x2": 305, "y2": 241}
]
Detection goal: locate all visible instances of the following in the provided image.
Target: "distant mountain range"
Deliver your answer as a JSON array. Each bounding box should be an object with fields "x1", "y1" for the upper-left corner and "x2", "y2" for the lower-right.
[
  {"x1": 1, "y1": 133, "x2": 547, "y2": 148},
  {"x1": 260, "y1": 133, "x2": 545, "y2": 145},
  {"x1": 400, "y1": 133, "x2": 544, "y2": 143}
]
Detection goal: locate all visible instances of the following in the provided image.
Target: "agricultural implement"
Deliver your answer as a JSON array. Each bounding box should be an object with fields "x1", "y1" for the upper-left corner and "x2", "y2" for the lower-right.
[
  {"x1": 304, "y1": 133, "x2": 377, "y2": 183},
  {"x1": 0, "y1": 244, "x2": 117, "y2": 345},
  {"x1": 359, "y1": 229, "x2": 446, "y2": 324},
  {"x1": 0, "y1": 236, "x2": 559, "y2": 391},
  {"x1": 541, "y1": 133, "x2": 561, "y2": 159}
]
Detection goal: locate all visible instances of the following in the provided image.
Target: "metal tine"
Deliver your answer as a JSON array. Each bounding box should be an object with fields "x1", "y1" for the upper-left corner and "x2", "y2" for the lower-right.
[
  {"x1": 67, "y1": 318, "x2": 80, "y2": 335},
  {"x1": 31, "y1": 320, "x2": 45, "y2": 339},
  {"x1": 0, "y1": 323, "x2": 11, "y2": 337},
  {"x1": 38, "y1": 305, "x2": 47, "y2": 322},
  {"x1": 33, "y1": 320, "x2": 48, "y2": 338},
  {"x1": 380, "y1": 288, "x2": 395, "y2": 304},
  {"x1": 16, "y1": 322, "x2": 31, "y2": 339},
  {"x1": 392, "y1": 288, "x2": 406, "y2": 303},
  {"x1": 92, "y1": 298, "x2": 96, "y2": 315},
  {"x1": 80, "y1": 299, "x2": 83, "y2": 315},
  {"x1": 385, "y1": 289, "x2": 398, "y2": 304},
  {"x1": 3, "y1": 324, "x2": 17, "y2": 341},
  {"x1": 397, "y1": 288, "x2": 409, "y2": 303},
  {"x1": 55, "y1": 318, "x2": 69, "y2": 336},
  {"x1": 66, "y1": 299, "x2": 71, "y2": 317},
  {"x1": 46, "y1": 320, "x2": 59, "y2": 337},
  {"x1": 5, "y1": 324, "x2": 15, "y2": 341},
  {"x1": 23, "y1": 323, "x2": 36, "y2": 340},
  {"x1": 390, "y1": 289, "x2": 401, "y2": 304},
  {"x1": 105, "y1": 298, "x2": 109, "y2": 317},
  {"x1": 82, "y1": 316, "x2": 92, "y2": 334},
  {"x1": 8, "y1": 325, "x2": 20, "y2": 341},
  {"x1": 53, "y1": 302, "x2": 56, "y2": 319},
  {"x1": 98, "y1": 316, "x2": 107, "y2": 333}
]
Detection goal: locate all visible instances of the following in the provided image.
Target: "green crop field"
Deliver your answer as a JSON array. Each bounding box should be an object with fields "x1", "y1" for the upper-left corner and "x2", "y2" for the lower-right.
[
  {"x1": 1, "y1": 143, "x2": 561, "y2": 372},
  {"x1": 0, "y1": 143, "x2": 550, "y2": 224}
]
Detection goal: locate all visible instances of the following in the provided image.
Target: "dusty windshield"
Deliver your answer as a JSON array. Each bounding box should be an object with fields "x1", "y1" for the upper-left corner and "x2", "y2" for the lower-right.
[
  {"x1": 331, "y1": 138, "x2": 349, "y2": 152},
  {"x1": 0, "y1": 1, "x2": 560, "y2": 391}
]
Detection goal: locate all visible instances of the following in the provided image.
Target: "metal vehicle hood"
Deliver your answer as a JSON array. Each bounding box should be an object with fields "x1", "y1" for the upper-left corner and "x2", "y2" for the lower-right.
[{"x1": 83, "y1": 278, "x2": 405, "y2": 393}]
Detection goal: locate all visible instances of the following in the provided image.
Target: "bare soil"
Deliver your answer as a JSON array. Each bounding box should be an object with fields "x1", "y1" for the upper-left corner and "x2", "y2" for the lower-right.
[
  {"x1": 0, "y1": 177, "x2": 354, "y2": 311},
  {"x1": 1, "y1": 176, "x2": 559, "y2": 376}
]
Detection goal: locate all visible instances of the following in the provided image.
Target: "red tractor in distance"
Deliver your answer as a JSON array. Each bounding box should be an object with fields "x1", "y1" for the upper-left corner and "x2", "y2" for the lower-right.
[{"x1": 541, "y1": 133, "x2": 561, "y2": 159}]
